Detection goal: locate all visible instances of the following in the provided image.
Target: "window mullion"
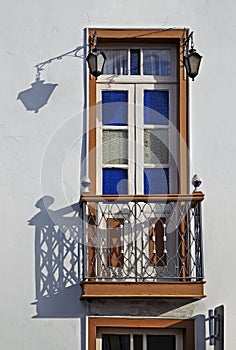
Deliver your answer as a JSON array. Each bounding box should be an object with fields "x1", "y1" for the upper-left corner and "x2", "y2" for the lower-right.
[
  {"x1": 140, "y1": 49, "x2": 143, "y2": 75},
  {"x1": 143, "y1": 333, "x2": 147, "y2": 350},
  {"x1": 130, "y1": 333, "x2": 133, "y2": 350},
  {"x1": 128, "y1": 49, "x2": 131, "y2": 75}
]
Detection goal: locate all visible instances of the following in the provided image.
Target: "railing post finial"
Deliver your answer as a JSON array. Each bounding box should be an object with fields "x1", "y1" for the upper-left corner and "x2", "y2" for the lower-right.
[
  {"x1": 81, "y1": 176, "x2": 91, "y2": 193},
  {"x1": 192, "y1": 174, "x2": 202, "y2": 192}
]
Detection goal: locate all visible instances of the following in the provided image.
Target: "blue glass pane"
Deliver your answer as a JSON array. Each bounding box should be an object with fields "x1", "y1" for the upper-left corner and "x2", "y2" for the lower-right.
[
  {"x1": 102, "y1": 91, "x2": 128, "y2": 126},
  {"x1": 103, "y1": 168, "x2": 128, "y2": 194},
  {"x1": 130, "y1": 49, "x2": 140, "y2": 75},
  {"x1": 144, "y1": 90, "x2": 169, "y2": 125},
  {"x1": 144, "y1": 168, "x2": 169, "y2": 194}
]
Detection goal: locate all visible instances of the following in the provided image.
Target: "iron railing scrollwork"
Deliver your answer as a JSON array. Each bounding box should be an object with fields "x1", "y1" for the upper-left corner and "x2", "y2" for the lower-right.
[
  {"x1": 80, "y1": 193, "x2": 205, "y2": 282},
  {"x1": 30, "y1": 192, "x2": 204, "y2": 301}
]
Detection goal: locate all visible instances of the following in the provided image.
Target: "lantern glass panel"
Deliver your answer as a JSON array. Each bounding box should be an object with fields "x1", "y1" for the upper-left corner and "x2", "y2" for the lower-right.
[
  {"x1": 87, "y1": 53, "x2": 96, "y2": 72},
  {"x1": 188, "y1": 53, "x2": 201, "y2": 75},
  {"x1": 96, "y1": 52, "x2": 106, "y2": 73},
  {"x1": 184, "y1": 49, "x2": 202, "y2": 80}
]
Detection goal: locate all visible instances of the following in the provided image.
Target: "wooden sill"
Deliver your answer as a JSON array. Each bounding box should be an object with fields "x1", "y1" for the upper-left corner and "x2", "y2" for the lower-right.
[{"x1": 80, "y1": 281, "x2": 205, "y2": 299}]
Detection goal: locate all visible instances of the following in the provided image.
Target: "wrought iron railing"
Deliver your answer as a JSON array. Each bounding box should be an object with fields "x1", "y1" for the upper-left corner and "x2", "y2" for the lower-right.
[{"x1": 80, "y1": 193, "x2": 204, "y2": 282}]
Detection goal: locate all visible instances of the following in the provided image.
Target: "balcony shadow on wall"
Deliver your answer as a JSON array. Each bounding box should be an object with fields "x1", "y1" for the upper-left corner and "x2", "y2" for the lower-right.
[
  {"x1": 17, "y1": 79, "x2": 58, "y2": 113},
  {"x1": 29, "y1": 195, "x2": 87, "y2": 318}
]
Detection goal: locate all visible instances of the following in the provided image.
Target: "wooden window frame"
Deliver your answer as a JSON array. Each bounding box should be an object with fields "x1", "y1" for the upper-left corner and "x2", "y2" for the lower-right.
[
  {"x1": 88, "y1": 317, "x2": 195, "y2": 350},
  {"x1": 87, "y1": 28, "x2": 188, "y2": 195}
]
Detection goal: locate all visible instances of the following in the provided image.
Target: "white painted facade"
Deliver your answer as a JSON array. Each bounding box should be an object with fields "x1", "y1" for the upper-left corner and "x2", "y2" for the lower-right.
[{"x1": 1, "y1": 0, "x2": 236, "y2": 349}]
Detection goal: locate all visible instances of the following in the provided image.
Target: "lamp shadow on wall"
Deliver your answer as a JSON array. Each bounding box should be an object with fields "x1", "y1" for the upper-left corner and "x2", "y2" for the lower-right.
[
  {"x1": 28, "y1": 195, "x2": 87, "y2": 318},
  {"x1": 17, "y1": 79, "x2": 58, "y2": 113}
]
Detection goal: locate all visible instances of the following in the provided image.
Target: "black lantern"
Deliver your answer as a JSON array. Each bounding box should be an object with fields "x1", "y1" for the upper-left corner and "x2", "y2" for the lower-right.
[
  {"x1": 184, "y1": 32, "x2": 202, "y2": 81},
  {"x1": 86, "y1": 48, "x2": 106, "y2": 78},
  {"x1": 86, "y1": 32, "x2": 106, "y2": 78}
]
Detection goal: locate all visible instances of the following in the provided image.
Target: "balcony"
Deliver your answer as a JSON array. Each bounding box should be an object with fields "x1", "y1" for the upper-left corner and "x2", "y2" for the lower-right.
[{"x1": 80, "y1": 192, "x2": 205, "y2": 299}]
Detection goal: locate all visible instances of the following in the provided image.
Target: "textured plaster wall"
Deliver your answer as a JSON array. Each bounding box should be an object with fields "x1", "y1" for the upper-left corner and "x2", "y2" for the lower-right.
[{"x1": 1, "y1": 0, "x2": 236, "y2": 349}]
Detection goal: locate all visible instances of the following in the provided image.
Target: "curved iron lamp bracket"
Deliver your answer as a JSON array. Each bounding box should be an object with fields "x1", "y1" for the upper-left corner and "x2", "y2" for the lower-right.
[{"x1": 35, "y1": 46, "x2": 84, "y2": 80}]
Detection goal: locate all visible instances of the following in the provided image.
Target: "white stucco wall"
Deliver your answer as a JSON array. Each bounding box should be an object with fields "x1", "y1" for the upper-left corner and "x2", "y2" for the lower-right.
[{"x1": 1, "y1": 0, "x2": 236, "y2": 349}]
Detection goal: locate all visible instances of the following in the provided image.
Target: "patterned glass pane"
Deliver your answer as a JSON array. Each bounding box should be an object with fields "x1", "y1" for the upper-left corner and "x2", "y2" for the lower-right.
[
  {"x1": 103, "y1": 168, "x2": 128, "y2": 194},
  {"x1": 144, "y1": 90, "x2": 169, "y2": 125},
  {"x1": 102, "y1": 91, "x2": 128, "y2": 126},
  {"x1": 144, "y1": 168, "x2": 169, "y2": 194},
  {"x1": 102, "y1": 50, "x2": 128, "y2": 75},
  {"x1": 130, "y1": 49, "x2": 140, "y2": 75},
  {"x1": 143, "y1": 49, "x2": 171, "y2": 75},
  {"x1": 103, "y1": 130, "x2": 128, "y2": 164},
  {"x1": 144, "y1": 129, "x2": 169, "y2": 164}
]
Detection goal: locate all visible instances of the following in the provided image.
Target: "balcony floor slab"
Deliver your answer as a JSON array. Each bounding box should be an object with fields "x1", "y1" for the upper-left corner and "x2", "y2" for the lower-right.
[{"x1": 80, "y1": 281, "x2": 205, "y2": 300}]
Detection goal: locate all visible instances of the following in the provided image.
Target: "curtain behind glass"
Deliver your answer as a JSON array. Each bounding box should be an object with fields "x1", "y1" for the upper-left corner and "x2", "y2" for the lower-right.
[
  {"x1": 103, "y1": 50, "x2": 128, "y2": 75},
  {"x1": 102, "y1": 334, "x2": 130, "y2": 350},
  {"x1": 143, "y1": 50, "x2": 171, "y2": 75}
]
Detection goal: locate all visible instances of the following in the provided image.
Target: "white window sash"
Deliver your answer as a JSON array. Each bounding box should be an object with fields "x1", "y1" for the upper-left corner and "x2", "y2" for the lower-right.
[
  {"x1": 96, "y1": 83, "x2": 135, "y2": 195},
  {"x1": 135, "y1": 83, "x2": 178, "y2": 194}
]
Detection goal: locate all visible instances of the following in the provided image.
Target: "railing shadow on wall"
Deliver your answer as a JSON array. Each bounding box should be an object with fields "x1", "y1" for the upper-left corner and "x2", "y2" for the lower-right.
[{"x1": 29, "y1": 195, "x2": 87, "y2": 318}]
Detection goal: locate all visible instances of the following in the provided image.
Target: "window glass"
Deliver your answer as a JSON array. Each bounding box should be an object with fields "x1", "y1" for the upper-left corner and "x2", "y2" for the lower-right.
[
  {"x1": 133, "y1": 335, "x2": 143, "y2": 350},
  {"x1": 102, "y1": 334, "x2": 130, "y2": 350},
  {"x1": 146, "y1": 335, "x2": 175, "y2": 350},
  {"x1": 103, "y1": 168, "x2": 128, "y2": 194},
  {"x1": 143, "y1": 49, "x2": 171, "y2": 75},
  {"x1": 130, "y1": 49, "x2": 141, "y2": 75},
  {"x1": 144, "y1": 129, "x2": 169, "y2": 164},
  {"x1": 103, "y1": 130, "x2": 128, "y2": 164},
  {"x1": 103, "y1": 50, "x2": 128, "y2": 75},
  {"x1": 101, "y1": 48, "x2": 173, "y2": 77},
  {"x1": 144, "y1": 90, "x2": 169, "y2": 125},
  {"x1": 144, "y1": 168, "x2": 169, "y2": 194},
  {"x1": 102, "y1": 91, "x2": 128, "y2": 126}
]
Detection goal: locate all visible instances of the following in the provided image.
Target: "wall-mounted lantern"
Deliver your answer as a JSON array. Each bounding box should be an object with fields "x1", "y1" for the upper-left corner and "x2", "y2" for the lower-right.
[
  {"x1": 207, "y1": 305, "x2": 224, "y2": 348},
  {"x1": 184, "y1": 31, "x2": 202, "y2": 81},
  {"x1": 86, "y1": 31, "x2": 106, "y2": 78}
]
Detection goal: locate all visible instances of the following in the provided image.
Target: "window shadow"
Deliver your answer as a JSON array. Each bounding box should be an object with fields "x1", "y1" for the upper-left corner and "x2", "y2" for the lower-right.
[{"x1": 29, "y1": 195, "x2": 87, "y2": 318}]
